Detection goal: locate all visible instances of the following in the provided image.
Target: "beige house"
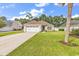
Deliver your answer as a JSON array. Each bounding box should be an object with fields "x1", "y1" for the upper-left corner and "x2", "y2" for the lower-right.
[{"x1": 24, "y1": 20, "x2": 54, "y2": 32}]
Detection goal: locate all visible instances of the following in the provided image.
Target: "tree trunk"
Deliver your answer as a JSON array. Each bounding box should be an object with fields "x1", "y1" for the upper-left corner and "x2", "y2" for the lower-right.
[{"x1": 64, "y1": 3, "x2": 73, "y2": 43}]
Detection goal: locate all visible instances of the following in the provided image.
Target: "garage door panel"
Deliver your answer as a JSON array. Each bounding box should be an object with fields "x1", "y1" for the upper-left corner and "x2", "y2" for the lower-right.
[{"x1": 26, "y1": 27, "x2": 41, "y2": 32}]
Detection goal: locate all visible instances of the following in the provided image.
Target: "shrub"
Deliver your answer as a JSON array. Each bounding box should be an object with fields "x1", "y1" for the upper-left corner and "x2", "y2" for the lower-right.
[
  {"x1": 59, "y1": 29, "x2": 64, "y2": 31},
  {"x1": 13, "y1": 29, "x2": 22, "y2": 31},
  {"x1": 71, "y1": 29, "x2": 79, "y2": 35}
]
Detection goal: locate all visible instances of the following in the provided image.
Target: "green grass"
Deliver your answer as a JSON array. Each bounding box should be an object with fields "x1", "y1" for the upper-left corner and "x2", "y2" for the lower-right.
[
  {"x1": 0, "y1": 31, "x2": 23, "y2": 37},
  {"x1": 8, "y1": 31, "x2": 79, "y2": 56}
]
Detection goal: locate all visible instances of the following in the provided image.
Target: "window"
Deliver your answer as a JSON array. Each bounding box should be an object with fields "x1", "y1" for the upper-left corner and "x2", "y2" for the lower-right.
[{"x1": 47, "y1": 26, "x2": 52, "y2": 30}]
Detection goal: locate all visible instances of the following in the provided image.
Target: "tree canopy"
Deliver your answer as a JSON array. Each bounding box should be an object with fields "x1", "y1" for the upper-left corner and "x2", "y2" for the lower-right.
[
  {"x1": 72, "y1": 17, "x2": 79, "y2": 20},
  {"x1": 0, "y1": 16, "x2": 7, "y2": 28},
  {"x1": 15, "y1": 18, "x2": 28, "y2": 24},
  {"x1": 34, "y1": 14, "x2": 66, "y2": 27}
]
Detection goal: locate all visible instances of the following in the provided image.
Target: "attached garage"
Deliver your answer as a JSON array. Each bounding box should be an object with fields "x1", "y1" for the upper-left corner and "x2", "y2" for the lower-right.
[{"x1": 24, "y1": 24, "x2": 42, "y2": 32}]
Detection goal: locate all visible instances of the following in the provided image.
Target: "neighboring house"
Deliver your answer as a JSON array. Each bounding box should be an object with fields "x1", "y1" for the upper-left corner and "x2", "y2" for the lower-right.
[
  {"x1": 0, "y1": 21, "x2": 13, "y2": 32},
  {"x1": 70, "y1": 20, "x2": 79, "y2": 30},
  {"x1": 0, "y1": 21, "x2": 23, "y2": 32},
  {"x1": 11, "y1": 21, "x2": 22, "y2": 30},
  {"x1": 0, "y1": 26, "x2": 13, "y2": 32},
  {"x1": 59, "y1": 20, "x2": 79, "y2": 31},
  {"x1": 24, "y1": 20, "x2": 54, "y2": 32}
]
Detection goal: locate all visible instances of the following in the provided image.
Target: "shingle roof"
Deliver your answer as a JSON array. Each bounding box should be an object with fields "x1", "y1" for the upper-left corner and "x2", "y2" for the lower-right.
[{"x1": 24, "y1": 20, "x2": 50, "y2": 26}]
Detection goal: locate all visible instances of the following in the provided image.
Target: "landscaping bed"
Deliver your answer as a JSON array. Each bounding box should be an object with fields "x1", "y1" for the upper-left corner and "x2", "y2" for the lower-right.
[{"x1": 70, "y1": 29, "x2": 79, "y2": 38}]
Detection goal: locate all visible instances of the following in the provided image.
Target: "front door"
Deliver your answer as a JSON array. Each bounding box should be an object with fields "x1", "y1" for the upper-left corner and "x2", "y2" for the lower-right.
[{"x1": 42, "y1": 26, "x2": 45, "y2": 31}]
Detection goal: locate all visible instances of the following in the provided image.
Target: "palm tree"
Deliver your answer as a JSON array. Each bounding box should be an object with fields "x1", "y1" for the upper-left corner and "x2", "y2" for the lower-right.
[
  {"x1": 59, "y1": 3, "x2": 73, "y2": 44},
  {"x1": 26, "y1": 12, "x2": 33, "y2": 20},
  {"x1": 64, "y1": 3, "x2": 73, "y2": 43}
]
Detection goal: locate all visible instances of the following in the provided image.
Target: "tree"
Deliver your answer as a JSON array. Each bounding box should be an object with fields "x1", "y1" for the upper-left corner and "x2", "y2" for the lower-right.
[
  {"x1": 15, "y1": 18, "x2": 28, "y2": 24},
  {"x1": 48, "y1": 15, "x2": 66, "y2": 27},
  {"x1": 0, "y1": 19, "x2": 6, "y2": 28},
  {"x1": 0, "y1": 16, "x2": 7, "y2": 28},
  {"x1": 32, "y1": 17, "x2": 39, "y2": 21},
  {"x1": 72, "y1": 17, "x2": 79, "y2": 20},
  {"x1": 15, "y1": 18, "x2": 19, "y2": 21},
  {"x1": 19, "y1": 18, "x2": 28, "y2": 24},
  {"x1": 36, "y1": 14, "x2": 66, "y2": 27},
  {"x1": 26, "y1": 12, "x2": 33, "y2": 20},
  {"x1": 47, "y1": 16, "x2": 53, "y2": 23},
  {"x1": 39, "y1": 14, "x2": 48, "y2": 21},
  {"x1": 0, "y1": 16, "x2": 7, "y2": 21},
  {"x1": 59, "y1": 3, "x2": 73, "y2": 43},
  {"x1": 64, "y1": 3, "x2": 73, "y2": 43}
]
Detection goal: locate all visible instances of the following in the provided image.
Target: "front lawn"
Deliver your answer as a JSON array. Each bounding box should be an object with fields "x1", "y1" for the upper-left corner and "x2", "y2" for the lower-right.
[
  {"x1": 0, "y1": 31, "x2": 23, "y2": 37},
  {"x1": 8, "y1": 31, "x2": 79, "y2": 56}
]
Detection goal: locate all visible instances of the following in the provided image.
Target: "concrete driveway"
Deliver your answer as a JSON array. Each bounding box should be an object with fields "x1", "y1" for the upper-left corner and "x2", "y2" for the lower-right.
[{"x1": 0, "y1": 32, "x2": 38, "y2": 56}]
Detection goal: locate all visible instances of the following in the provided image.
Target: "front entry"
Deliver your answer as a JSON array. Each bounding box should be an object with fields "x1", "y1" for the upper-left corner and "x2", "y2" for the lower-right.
[{"x1": 41, "y1": 26, "x2": 45, "y2": 31}]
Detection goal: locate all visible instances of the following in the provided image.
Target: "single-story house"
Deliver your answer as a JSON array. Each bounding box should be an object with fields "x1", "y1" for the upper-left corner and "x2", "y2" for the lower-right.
[
  {"x1": 24, "y1": 20, "x2": 55, "y2": 32},
  {"x1": 0, "y1": 21, "x2": 23, "y2": 32},
  {"x1": 58, "y1": 20, "x2": 79, "y2": 31},
  {"x1": 0, "y1": 26, "x2": 13, "y2": 32}
]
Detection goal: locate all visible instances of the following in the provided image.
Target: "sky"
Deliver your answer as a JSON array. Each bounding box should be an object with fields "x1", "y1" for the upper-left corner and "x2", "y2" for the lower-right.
[{"x1": 0, "y1": 3, "x2": 79, "y2": 20}]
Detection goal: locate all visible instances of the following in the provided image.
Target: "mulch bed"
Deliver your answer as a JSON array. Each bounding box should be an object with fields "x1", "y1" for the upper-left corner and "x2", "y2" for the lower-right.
[
  {"x1": 59, "y1": 34, "x2": 79, "y2": 47},
  {"x1": 59, "y1": 41, "x2": 79, "y2": 47},
  {"x1": 70, "y1": 34, "x2": 79, "y2": 38}
]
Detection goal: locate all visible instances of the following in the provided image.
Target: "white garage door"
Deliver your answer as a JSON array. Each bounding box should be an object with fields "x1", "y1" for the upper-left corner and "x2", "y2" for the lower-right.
[{"x1": 26, "y1": 27, "x2": 41, "y2": 32}]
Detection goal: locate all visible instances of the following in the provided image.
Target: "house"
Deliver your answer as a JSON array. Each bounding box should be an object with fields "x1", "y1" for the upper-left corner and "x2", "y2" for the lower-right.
[
  {"x1": 70, "y1": 20, "x2": 79, "y2": 30},
  {"x1": 11, "y1": 21, "x2": 22, "y2": 30},
  {"x1": 0, "y1": 26, "x2": 13, "y2": 32},
  {"x1": 59, "y1": 20, "x2": 79, "y2": 31},
  {"x1": 24, "y1": 20, "x2": 54, "y2": 32},
  {"x1": 0, "y1": 21, "x2": 23, "y2": 32},
  {"x1": 0, "y1": 20, "x2": 13, "y2": 32}
]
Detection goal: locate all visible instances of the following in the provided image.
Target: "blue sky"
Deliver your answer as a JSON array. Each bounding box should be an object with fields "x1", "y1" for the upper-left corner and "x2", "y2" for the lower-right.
[{"x1": 0, "y1": 3, "x2": 79, "y2": 20}]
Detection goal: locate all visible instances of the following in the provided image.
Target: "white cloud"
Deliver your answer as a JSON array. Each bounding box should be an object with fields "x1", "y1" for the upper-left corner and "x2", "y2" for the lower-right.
[
  {"x1": 30, "y1": 8, "x2": 44, "y2": 17},
  {"x1": 10, "y1": 15, "x2": 29, "y2": 20},
  {"x1": 1, "y1": 4, "x2": 15, "y2": 9},
  {"x1": 54, "y1": 3, "x2": 59, "y2": 6},
  {"x1": 74, "y1": 3, "x2": 79, "y2": 6},
  {"x1": 19, "y1": 8, "x2": 44, "y2": 16},
  {"x1": 72, "y1": 14, "x2": 79, "y2": 18},
  {"x1": 19, "y1": 11, "x2": 26, "y2": 15},
  {"x1": 54, "y1": 3, "x2": 79, "y2": 6},
  {"x1": 54, "y1": 3, "x2": 67, "y2": 6},
  {"x1": 35, "y1": 3, "x2": 49, "y2": 7},
  {"x1": 10, "y1": 8, "x2": 44, "y2": 20}
]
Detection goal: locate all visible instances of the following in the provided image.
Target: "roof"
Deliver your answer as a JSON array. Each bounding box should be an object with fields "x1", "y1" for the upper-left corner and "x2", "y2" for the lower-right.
[
  {"x1": 24, "y1": 20, "x2": 50, "y2": 26},
  {"x1": 24, "y1": 24, "x2": 41, "y2": 27}
]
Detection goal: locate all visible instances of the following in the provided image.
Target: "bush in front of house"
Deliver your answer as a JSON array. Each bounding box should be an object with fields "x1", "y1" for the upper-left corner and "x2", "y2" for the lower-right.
[
  {"x1": 59, "y1": 29, "x2": 64, "y2": 31},
  {"x1": 13, "y1": 29, "x2": 22, "y2": 31},
  {"x1": 71, "y1": 29, "x2": 79, "y2": 35}
]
